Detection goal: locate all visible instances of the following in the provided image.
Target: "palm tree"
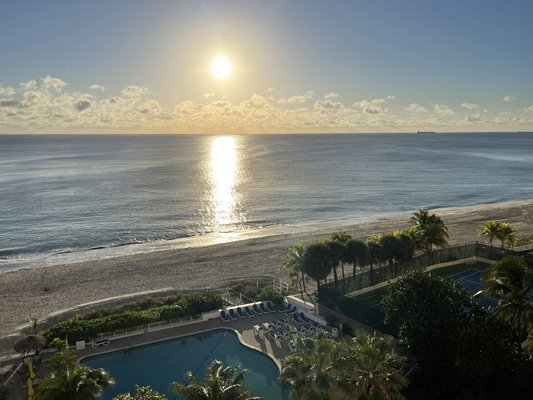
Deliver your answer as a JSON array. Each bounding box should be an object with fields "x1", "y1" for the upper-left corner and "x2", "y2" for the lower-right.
[
  {"x1": 346, "y1": 238, "x2": 368, "y2": 278},
  {"x1": 35, "y1": 365, "x2": 115, "y2": 400},
  {"x1": 171, "y1": 360, "x2": 263, "y2": 400},
  {"x1": 330, "y1": 232, "x2": 352, "y2": 281},
  {"x1": 496, "y1": 222, "x2": 518, "y2": 249},
  {"x1": 410, "y1": 209, "x2": 448, "y2": 253},
  {"x1": 282, "y1": 244, "x2": 308, "y2": 300},
  {"x1": 326, "y1": 239, "x2": 343, "y2": 289},
  {"x1": 379, "y1": 233, "x2": 400, "y2": 269},
  {"x1": 113, "y1": 385, "x2": 168, "y2": 400},
  {"x1": 302, "y1": 241, "x2": 333, "y2": 288},
  {"x1": 484, "y1": 256, "x2": 533, "y2": 338},
  {"x1": 478, "y1": 221, "x2": 501, "y2": 246},
  {"x1": 366, "y1": 235, "x2": 384, "y2": 284},
  {"x1": 281, "y1": 335, "x2": 343, "y2": 400},
  {"x1": 347, "y1": 332, "x2": 407, "y2": 400}
]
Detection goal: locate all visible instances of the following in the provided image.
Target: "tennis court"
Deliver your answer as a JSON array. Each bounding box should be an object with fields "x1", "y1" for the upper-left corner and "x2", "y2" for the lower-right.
[{"x1": 445, "y1": 268, "x2": 498, "y2": 308}]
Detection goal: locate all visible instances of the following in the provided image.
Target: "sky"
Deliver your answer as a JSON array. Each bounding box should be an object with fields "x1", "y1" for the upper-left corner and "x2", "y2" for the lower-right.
[{"x1": 0, "y1": 0, "x2": 532, "y2": 134}]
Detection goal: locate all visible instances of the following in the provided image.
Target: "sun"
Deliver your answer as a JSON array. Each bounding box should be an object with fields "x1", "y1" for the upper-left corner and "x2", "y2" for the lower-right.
[{"x1": 211, "y1": 56, "x2": 232, "y2": 79}]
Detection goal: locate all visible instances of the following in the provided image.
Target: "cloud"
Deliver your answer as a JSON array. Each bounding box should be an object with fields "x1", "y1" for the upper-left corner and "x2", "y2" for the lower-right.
[
  {"x1": 354, "y1": 98, "x2": 388, "y2": 115},
  {"x1": 324, "y1": 92, "x2": 340, "y2": 99},
  {"x1": 203, "y1": 93, "x2": 216, "y2": 99},
  {"x1": 75, "y1": 100, "x2": 92, "y2": 112},
  {"x1": 386, "y1": 95, "x2": 396, "y2": 100},
  {"x1": 266, "y1": 87, "x2": 274, "y2": 93},
  {"x1": 461, "y1": 102, "x2": 480, "y2": 110},
  {"x1": 121, "y1": 85, "x2": 149, "y2": 98},
  {"x1": 89, "y1": 84, "x2": 105, "y2": 92},
  {"x1": 465, "y1": 114, "x2": 483, "y2": 123},
  {"x1": 503, "y1": 96, "x2": 516, "y2": 103},
  {"x1": 433, "y1": 104, "x2": 455, "y2": 116},
  {"x1": 406, "y1": 103, "x2": 427, "y2": 113},
  {"x1": 42, "y1": 75, "x2": 66, "y2": 91},
  {"x1": 1, "y1": 75, "x2": 531, "y2": 133},
  {"x1": 278, "y1": 90, "x2": 315, "y2": 104},
  {"x1": 314, "y1": 99, "x2": 344, "y2": 111}
]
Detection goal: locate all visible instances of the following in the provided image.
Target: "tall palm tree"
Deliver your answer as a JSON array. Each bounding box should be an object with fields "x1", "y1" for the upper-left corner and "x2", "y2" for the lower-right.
[
  {"x1": 409, "y1": 209, "x2": 448, "y2": 253},
  {"x1": 484, "y1": 256, "x2": 533, "y2": 338},
  {"x1": 478, "y1": 221, "x2": 501, "y2": 246},
  {"x1": 35, "y1": 365, "x2": 115, "y2": 400},
  {"x1": 366, "y1": 235, "x2": 384, "y2": 284},
  {"x1": 347, "y1": 332, "x2": 407, "y2": 400},
  {"x1": 281, "y1": 335, "x2": 344, "y2": 400},
  {"x1": 282, "y1": 244, "x2": 308, "y2": 299},
  {"x1": 302, "y1": 241, "x2": 334, "y2": 288},
  {"x1": 346, "y1": 238, "x2": 368, "y2": 278},
  {"x1": 326, "y1": 239, "x2": 343, "y2": 289},
  {"x1": 496, "y1": 222, "x2": 518, "y2": 249},
  {"x1": 379, "y1": 233, "x2": 400, "y2": 269},
  {"x1": 171, "y1": 360, "x2": 263, "y2": 400},
  {"x1": 330, "y1": 232, "x2": 352, "y2": 281}
]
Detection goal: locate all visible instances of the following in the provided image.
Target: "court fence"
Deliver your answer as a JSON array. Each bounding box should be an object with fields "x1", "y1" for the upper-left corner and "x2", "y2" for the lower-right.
[{"x1": 318, "y1": 242, "x2": 527, "y2": 334}]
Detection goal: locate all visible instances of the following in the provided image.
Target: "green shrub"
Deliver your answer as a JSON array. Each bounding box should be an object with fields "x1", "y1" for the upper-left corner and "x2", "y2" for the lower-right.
[
  {"x1": 44, "y1": 292, "x2": 225, "y2": 344},
  {"x1": 256, "y1": 288, "x2": 284, "y2": 306}
]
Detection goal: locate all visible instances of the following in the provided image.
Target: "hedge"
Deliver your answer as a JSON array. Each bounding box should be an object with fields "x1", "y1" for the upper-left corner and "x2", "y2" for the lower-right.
[{"x1": 44, "y1": 292, "x2": 224, "y2": 343}]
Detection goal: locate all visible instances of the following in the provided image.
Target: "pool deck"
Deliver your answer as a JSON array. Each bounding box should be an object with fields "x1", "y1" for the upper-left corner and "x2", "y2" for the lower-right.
[{"x1": 76, "y1": 311, "x2": 292, "y2": 369}]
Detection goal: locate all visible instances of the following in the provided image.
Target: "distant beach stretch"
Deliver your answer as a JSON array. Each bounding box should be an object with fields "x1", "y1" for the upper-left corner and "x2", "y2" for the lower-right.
[{"x1": 1, "y1": 199, "x2": 532, "y2": 339}]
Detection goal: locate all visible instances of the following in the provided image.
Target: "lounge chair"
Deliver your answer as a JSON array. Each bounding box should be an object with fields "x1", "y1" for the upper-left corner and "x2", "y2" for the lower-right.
[
  {"x1": 90, "y1": 338, "x2": 110, "y2": 348},
  {"x1": 259, "y1": 303, "x2": 270, "y2": 314},
  {"x1": 252, "y1": 303, "x2": 264, "y2": 315},
  {"x1": 266, "y1": 302, "x2": 276, "y2": 312},
  {"x1": 220, "y1": 310, "x2": 231, "y2": 323},
  {"x1": 236, "y1": 307, "x2": 247, "y2": 319},
  {"x1": 228, "y1": 308, "x2": 240, "y2": 320},
  {"x1": 271, "y1": 320, "x2": 283, "y2": 329},
  {"x1": 244, "y1": 306, "x2": 256, "y2": 317},
  {"x1": 278, "y1": 303, "x2": 290, "y2": 313}
]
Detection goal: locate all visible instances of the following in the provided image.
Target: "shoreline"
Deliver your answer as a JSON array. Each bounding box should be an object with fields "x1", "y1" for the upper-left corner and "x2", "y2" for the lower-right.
[
  {"x1": 1, "y1": 198, "x2": 533, "y2": 339},
  {"x1": 2, "y1": 197, "x2": 533, "y2": 273}
]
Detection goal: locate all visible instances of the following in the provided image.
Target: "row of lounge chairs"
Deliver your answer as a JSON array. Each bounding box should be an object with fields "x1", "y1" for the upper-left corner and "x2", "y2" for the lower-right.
[{"x1": 220, "y1": 302, "x2": 277, "y2": 323}]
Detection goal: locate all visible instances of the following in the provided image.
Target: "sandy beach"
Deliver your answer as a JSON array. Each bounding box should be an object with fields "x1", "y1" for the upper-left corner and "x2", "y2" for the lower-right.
[{"x1": 1, "y1": 199, "x2": 532, "y2": 340}]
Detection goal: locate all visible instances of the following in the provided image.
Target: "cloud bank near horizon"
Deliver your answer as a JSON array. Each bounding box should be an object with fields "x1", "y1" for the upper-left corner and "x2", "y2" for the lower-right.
[{"x1": 0, "y1": 76, "x2": 532, "y2": 133}]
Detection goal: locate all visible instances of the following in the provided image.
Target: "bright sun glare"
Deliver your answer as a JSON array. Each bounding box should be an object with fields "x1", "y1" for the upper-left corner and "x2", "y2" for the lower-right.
[{"x1": 211, "y1": 56, "x2": 232, "y2": 79}]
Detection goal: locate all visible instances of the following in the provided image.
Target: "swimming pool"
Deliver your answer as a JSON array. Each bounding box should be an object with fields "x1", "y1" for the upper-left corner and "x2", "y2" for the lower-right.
[{"x1": 82, "y1": 329, "x2": 290, "y2": 400}]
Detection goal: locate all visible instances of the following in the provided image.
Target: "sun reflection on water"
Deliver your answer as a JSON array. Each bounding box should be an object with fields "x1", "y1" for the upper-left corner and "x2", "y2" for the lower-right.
[{"x1": 208, "y1": 136, "x2": 243, "y2": 229}]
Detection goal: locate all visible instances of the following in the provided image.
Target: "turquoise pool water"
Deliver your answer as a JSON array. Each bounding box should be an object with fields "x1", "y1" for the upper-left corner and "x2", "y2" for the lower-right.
[{"x1": 82, "y1": 329, "x2": 289, "y2": 399}]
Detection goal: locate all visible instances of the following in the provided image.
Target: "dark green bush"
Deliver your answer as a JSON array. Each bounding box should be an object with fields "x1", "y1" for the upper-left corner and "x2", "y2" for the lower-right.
[
  {"x1": 45, "y1": 292, "x2": 224, "y2": 344},
  {"x1": 256, "y1": 288, "x2": 284, "y2": 306}
]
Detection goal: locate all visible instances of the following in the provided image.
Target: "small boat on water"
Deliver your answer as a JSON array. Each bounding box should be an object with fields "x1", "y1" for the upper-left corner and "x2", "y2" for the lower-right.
[{"x1": 417, "y1": 130, "x2": 435, "y2": 134}]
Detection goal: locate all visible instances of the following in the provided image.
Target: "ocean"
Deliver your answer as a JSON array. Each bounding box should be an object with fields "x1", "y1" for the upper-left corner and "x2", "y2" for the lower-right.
[{"x1": 0, "y1": 133, "x2": 532, "y2": 271}]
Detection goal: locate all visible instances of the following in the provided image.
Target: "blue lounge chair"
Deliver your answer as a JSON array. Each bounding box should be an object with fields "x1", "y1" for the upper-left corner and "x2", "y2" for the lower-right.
[
  {"x1": 229, "y1": 308, "x2": 239, "y2": 320},
  {"x1": 90, "y1": 338, "x2": 110, "y2": 348},
  {"x1": 220, "y1": 310, "x2": 231, "y2": 323},
  {"x1": 253, "y1": 303, "x2": 264, "y2": 315},
  {"x1": 259, "y1": 303, "x2": 270, "y2": 314},
  {"x1": 244, "y1": 306, "x2": 256, "y2": 317},
  {"x1": 266, "y1": 302, "x2": 276, "y2": 313},
  {"x1": 278, "y1": 303, "x2": 290, "y2": 313},
  {"x1": 237, "y1": 307, "x2": 247, "y2": 319}
]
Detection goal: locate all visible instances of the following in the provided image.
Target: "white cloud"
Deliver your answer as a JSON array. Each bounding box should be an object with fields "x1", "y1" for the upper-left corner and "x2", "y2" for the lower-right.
[
  {"x1": 314, "y1": 99, "x2": 344, "y2": 111},
  {"x1": 278, "y1": 90, "x2": 315, "y2": 104},
  {"x1": 406, "y1": 103, "x2": 427, "y2": 113},
  {"x1": 89, "y1": 84, "x2": 105, "y2": 92},
  {"x1": 324, "y1": 92, "x2": 340, "y2": 99},
  {"x1": 266, "y1": 87, "x2": 274, "y2": 93},
  {"x1": 354, "y1": 98, "x2": 388, "y2": 115},
  {"x1": 433, "y1": 104, "x2": 455, "y2": 116},
  {"x1": 525, "y1": 105, "x2": 533, "y2": 112},
  {"x1": 386, "y1": 95, "x2": 396, "y2": 100},
  {"x1": 461, "y1": 102, "x2": 479, "y2": 110},
  {"x1": 203, "y1": 93, "x2": 216, "y2": 99},
  {"x1": 42, "y1": 75, "x2": 66, "y2": 91},
  {"x1": 465, "y1": 114, "x2": 483, "y2": 123},
  {"x1": 503, "y1": 96, "x2": 516, "y2": 103},
  {"x1": 120, "y1": 85, "x2": 149, "y2": 98}
]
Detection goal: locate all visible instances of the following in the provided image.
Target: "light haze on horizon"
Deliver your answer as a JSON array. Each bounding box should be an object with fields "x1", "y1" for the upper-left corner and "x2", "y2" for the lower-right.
[{"x1": 0, "y1": 0, "x2": 532, "y2": 133}]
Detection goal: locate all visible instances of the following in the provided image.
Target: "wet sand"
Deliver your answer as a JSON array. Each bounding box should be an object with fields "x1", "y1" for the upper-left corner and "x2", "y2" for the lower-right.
[{"x1": 1, "y1": 199, "x2": 532, "y2": 338}]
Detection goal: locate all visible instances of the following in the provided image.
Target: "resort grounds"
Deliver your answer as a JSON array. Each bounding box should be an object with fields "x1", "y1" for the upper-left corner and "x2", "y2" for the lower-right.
[{"x1": 1, "y1": 199, "x2": 533, "y2": 353}]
